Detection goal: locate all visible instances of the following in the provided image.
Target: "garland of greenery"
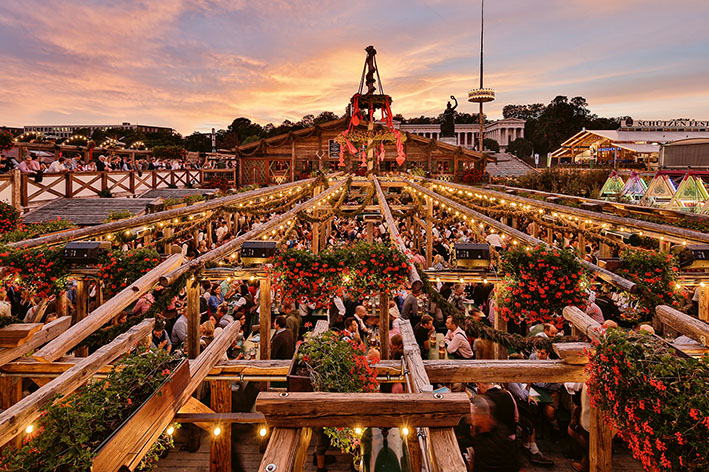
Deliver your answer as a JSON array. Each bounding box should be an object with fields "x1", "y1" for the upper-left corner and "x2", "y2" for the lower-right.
[
  {"x1": 0, "y1": 348, "x2": 179, "y2": 472},
  {"x1": 587, "y1": 329, "x2": 709, "y2": 471},
  {"x1": 295, "y1": 179, "x2": 352, "y2": 224},
  {"x1": 102, "y1": 210, "x2": 136, "y2": 224},
  {"x1": 146, "y1": 211, "x2": 222, "y2": 249},
  {"x1": 417, "y1": 267, "x2": 583, "y2": 353},
  {"x1": 77, "y1": 270, "x2": 193, "y2": 352}
]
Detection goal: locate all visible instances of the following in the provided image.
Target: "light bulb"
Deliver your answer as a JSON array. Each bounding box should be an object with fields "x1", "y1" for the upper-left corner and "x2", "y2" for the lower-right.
[{"x1": 213, "y1": 426, "x2": 222, "y2": 437}]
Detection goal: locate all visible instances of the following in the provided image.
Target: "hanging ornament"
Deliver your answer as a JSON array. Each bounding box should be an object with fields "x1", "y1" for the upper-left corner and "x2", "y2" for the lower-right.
[{"x1": 379, "y1": 142, "x2": 386, "y2": 162}]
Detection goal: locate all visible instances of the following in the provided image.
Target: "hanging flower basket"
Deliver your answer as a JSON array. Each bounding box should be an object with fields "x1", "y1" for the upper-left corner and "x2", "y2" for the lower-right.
[{"x1": 91, "y1": 358, "x2": 190, "y2": 471}]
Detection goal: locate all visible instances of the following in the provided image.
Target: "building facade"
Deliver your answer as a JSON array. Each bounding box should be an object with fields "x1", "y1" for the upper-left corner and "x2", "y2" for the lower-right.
[
  {"x1": 23, "y1": 122, "x2": 173, "y2": 139},
  {"x1": 397, "y1": 117, "x2": 525, "y2": 151}
]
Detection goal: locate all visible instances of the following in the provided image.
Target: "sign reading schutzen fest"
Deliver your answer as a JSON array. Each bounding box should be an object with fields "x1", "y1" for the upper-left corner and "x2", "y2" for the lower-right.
[{"x1": 621, "y1": 118, "x2": 709, "y2": 129}]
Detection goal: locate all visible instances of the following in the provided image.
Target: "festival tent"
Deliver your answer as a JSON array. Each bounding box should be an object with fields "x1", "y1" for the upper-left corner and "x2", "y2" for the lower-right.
[
  {"x1": 620, "y1": 171, "x2": 648, "y2": 201},
  {"x1": 599, "y1": 171, "x2": 625, "y2": 199},
  {"x1": 667, "y1": 174, "x2": 709, "y2": 213},
  {"x1": 639, "y1": 173, "x2": 677, "y2": 207}
]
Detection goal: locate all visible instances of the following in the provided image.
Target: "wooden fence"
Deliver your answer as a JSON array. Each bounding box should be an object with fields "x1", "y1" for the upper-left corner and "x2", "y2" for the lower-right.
[{"x1": 0, "y1": 169, "x2": 238, "y2": 209}]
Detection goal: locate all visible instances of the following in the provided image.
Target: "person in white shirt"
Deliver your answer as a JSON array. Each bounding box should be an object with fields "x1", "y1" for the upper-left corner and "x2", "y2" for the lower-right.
[
  {"x1": 47, "y1": 157, "x2": 67, "y2": 173},
  {"x1": 444, "y1": 316, "x2": 473, "y2": 359},
  {"x1": 485, "y1": 232, "x2": 506, "y2": 250}
]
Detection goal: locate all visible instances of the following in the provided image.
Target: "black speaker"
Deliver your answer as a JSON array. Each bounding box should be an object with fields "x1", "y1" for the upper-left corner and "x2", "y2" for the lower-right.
[
  {"x1": 241, "y1": 240, "x2": 277, "y2": 266},
  {"x1": 63, "y1": 241, "x2": 112, "y2": 264},
  {"x1": 455, "y1": 243, "x2": 491, "y2": 269}
]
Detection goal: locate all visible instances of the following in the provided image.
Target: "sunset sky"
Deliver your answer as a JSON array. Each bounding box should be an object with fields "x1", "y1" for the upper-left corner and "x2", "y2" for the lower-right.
[{"x1": 1, "y1": 0, "x2": 708, "y2": 134}]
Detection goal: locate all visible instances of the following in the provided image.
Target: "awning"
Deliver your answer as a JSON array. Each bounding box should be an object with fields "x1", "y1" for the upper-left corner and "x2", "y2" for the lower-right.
[{"x1": 614, "y1": 143, "x2": 660, "y2": 154}]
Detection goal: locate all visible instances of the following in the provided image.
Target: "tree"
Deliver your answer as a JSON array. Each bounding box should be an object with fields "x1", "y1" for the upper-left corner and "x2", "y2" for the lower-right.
[
  {"x1": 455, "y1": 112, "x2": 485, "y2": 124},
  {"x1": 152, "y1": 145, "x2": 186, "y2": 161},
  {"x1": 313, "y1": 111, "x2": 340, "y2": 125},
  {"x1": 503, "y1": 103, "x2": 546, "y2": 120},
  {"x1": 483, "y1": 138, "x2": 499, "y2": 152},
  {"x1": 226, "y1": 118, "x2": 263, "y2": 145},
  {"x1": 507, "y1": 137, "x2": 534, "y2": 158},
  {"x1": 184, "y1": 132, "x2": 212, "y2": 152},
  {"x1": 144, "y1": 129, "x2": 183, "y2": 148}
]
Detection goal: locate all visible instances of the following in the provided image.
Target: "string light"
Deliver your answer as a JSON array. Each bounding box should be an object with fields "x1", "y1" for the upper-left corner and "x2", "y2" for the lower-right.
[
  {"x1": 401, "y1": 427, "x2": 409, "y2": 436},
  {"x1": 259, "y1": 427, "x2": 268, "y2": 438},
  {"x1": 25, "y1": 424, "x2": 34, "y2": 434},
  {"x1": 213, "y1": 426, "x2": 222, "y2": 437},
  {"x1": 166, "y1": 425, "x2": 175, "y2": 435}
]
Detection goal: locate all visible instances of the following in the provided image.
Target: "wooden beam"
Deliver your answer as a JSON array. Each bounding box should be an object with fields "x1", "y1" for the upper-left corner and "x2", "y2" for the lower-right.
[
  {"x1": 380, "y1": 292, "x2": 390, "y2": 360},
  {"x1": 373, "y1": 176, "x2": 421, "y2": 284},
  {"x1": 210, "y1": 380, "x2": 231, "y2": 472},
  {"x1": 176, "y1": 411, "x2": 265, "y2": 426},
  {"x1": 589, "y1": 399, "x2": 613, "y2": 472},
  {"x1": 0, "y1": 316, "x2": 70, "y2": 367},
  {"x1": 656, "y1": 305, "x2": 709, "y2": 346},
  {"x1": 259, "y1": 428, "x2": 302, "y2": 472},
  {"x1": 11, "y1": 176, "x2": 322, "y2": 249},
  {"x1": 73, "y1": 278, "x2": 89, "y2": 357},
  {"x1": 563, "y1": 306, "x2": 603, "y2": 343},
  {"x1": 552, "y1": 342, "x2": 595, "y2": 365},
  {"x1": 160, "y1": 178, "x2": 349, "y2": 286},
  {"x1": 429, "y1": 427, "x2": 466, "y2": 472},
  {"x1": 177, "y1": 397, "x2": 217, "y2": 432},
  {"x1": 293, "y1": 427, "x2": 312, "y2": 472},
  {"x1": 0, "y1": 318, "x2": 154, "y2": 447},
  {"x1": 259, "y1": 278, "x2": 272, "y2": 361},
  {"x1": 33, "y1": 254, "x2": 183, "y2": 362},
  {"x1": 410, "y1": 180, "x2": 638, "y2": 294},
  {"x1": 186, "y1": 278, "x2": 201, "y2": 359},
  {"x1": 426, "y1": 196, "x2": 433, "y2": 268},
  {"x1": 423, "y1": 359, "x2": 588, "y2": 383},
  {"x1": 256, "y1": 392, "x2": 470, "y2": 428}
]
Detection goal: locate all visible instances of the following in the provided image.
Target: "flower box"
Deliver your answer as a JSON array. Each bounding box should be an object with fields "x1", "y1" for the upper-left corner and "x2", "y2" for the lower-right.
[
  {"x1": 91, "y1": 358, "x2": 190, "y2": 472},
  {"x1": 287, "y1": 344, "x2": 312, "y2": 392}
]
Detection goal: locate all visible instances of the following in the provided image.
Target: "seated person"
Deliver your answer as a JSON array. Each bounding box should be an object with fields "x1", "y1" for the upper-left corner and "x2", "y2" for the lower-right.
[{"x1": 444, "y1": 316, "x2": 473, "y2": 359}]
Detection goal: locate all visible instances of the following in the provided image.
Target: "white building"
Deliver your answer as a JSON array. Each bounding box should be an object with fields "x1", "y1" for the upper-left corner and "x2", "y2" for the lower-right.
[
  {"x1": 23, "y1": 122, "x2": 173, "y2": 139},
  {"x1": 397, "y1": 117, "x2": 525, "y2": 151}
]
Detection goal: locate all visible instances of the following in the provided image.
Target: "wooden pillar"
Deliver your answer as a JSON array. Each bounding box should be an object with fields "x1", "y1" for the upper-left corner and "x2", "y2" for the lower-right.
[
  {"x1": 366, "y1": 221, "x2": 374, "y2": 244},
  {"x1": 698, "y1": 284, "x2": 709, "y2": 323},
  {"x1": 659, "y1": 239, "x2": 671, "y2": 253},
  {"x1": 511, "y1": 217, "x2": 518, "y2": 230},
  {"x1": 259, "y1": 278, "x2": 272, "y2": 360},
  {"x1": 55, "y1": 291, "x2": 68, "y2": 320},
  {"x1": 577, "y1": 223, "x2": 586, "y2": 252},
  {"x1": 290, "y1": 137, "x2": 296, "y2": 182},
  {"x1": 379, "y1": 292, "x2": 390, "y2": 360},
  {"x1": 11, "y1": 169, "x2": 22, "y2": 211},
  {"x1": 426, "y1": 198, "x2": 433, "y2": 268},
  {"x1": 589, "y1": 402, "x2": 613, "y2": 472},
  {"x1": 311, "y1": 186, "x2": 321, "y2": 254},
  {"x1": 494, "y1": 292, "x2": 507, "y2": 360},
  {"x1": 599, "y1": 242, "x2": 612, "y2": 259},
  {"x1": 320, "y1": 218, "x2": 328, "y2": 249},
  {"x1": 186, "y1": 279, "x2": 201, "y2": 359},
  {"x1": 546, "y1": 227, "x2": 554, "y2": 244},
  {"x1": 73, "y1": 279, "x2": 89, "y2": 357},
  {"x1": 0, "y1": 376, "x2": 22, "y2": 449},
  {"x1": 209, "y1": 380, "x2": 232, "y2": 472},
  {"x1": 226, "y1": 212, "x2": 233, "y2": 234},
  {"x1": 207, "y1": 217, "x2": 214, "y2": 247},
  {"x1": 293, "y1": 427, "x2": 313, "y2": 472}
]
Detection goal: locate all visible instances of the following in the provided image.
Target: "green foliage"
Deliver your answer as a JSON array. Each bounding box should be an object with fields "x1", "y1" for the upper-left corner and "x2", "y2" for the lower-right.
[
  {"x1": 0, "y1": 245, "x2": 67, "y2": 296},
  {"x1": 298, "y1": 331, "x2": 378, "y2": 463},
  {"x1": 0, "y1": 201, "x2": 21, "y2": 234},
  {"x1": 501, "y1": 168, "x2": 610, "y2": 198},
  {"x1": 101, "y1": 210, "x2": 135, "y2": 223},
  {"x1": 184, "y1": 132, "x2": 211, "y2": 152},
  {"x1": 506, "y1": 137, "x2": 534, "y2": 158},
  {"x1": 0, "y1": 349, "x2": 179, "y2": 472},
  {"x1": 483, "y1": 138, "x2": 499, "y2": 152},
  {"x1": 587, "y1": 329, "x2": 709, "y2": 471},
  {"x1": 98, "y1": 188, "x2": 113, "y2": 198},
  {"x1": 162, "y1": 194, "x2": 205, "y2": 207},
  {"x1": 0, "y1": 315, "x2": 22, "y2": 329},
  {"x1": 617, "y1": 250, "x2": 683, "y2": 322},
  {"x1": 504, "y1": 96, "x2": 620, "y2": 156},
  {"x1": 98, "y1": 248, "x2": 161, "y2": 299},
  {"x1": 152, "y1": 145, "x2": 186, "y2": 161},
  {"x1": 498, "y1": 245, "x2": 589, "y2": 327}
]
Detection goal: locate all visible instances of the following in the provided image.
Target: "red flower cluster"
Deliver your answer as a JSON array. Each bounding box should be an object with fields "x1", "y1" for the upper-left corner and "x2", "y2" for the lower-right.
[
  {"x1": 97, "y1": 248, "x2": 161, "y2": 298},
  {"x1": 269, "y1": 242, "x2": 409, "y2": 307},
  {"x1": 498, "y1": 246, "x2": 588, "y2": 327},
  {"x1": 0, "y1": 201, "x2": 21, "y2": 234},
  {"x1": 587, "y1": 329, "x2": 709, "y2": 471}
]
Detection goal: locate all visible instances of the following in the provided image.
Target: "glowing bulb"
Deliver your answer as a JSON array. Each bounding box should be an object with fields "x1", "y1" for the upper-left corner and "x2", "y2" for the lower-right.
[
  {"x1": 167, "y1": 425, "x2": 175, "y2": 435},
  {"x1": 213, "y1": 426, "x2": 222, "y2": 437},
  {"x1": 401, "y1": 427, "x2": 410, "y2": 436},
  {"x1": 25, "y1": 424, "x2": 34, "y2": 434},
  {"x1": 259, "y1": 427, "x2": 268, "y2": 437},
  {"x1": 355, "y1": 427, "x2": 363, "y2": 435}
]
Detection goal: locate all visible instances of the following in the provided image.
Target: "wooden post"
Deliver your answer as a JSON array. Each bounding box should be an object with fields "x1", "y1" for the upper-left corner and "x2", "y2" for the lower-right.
[
  {"x1": 186, "y1": 278, "x2": 201, "y2": 359},
  {"x1": 293, "y1": 427, "x2": 313, "y2": 472},
  {"x1": 659, "y1": 239, "x2": 672, "y2": 253},
  {"x1": 209, "y1": 380, "x2": 232, "y2": 472},
  {"x1": 380, "y1": 292, "x2": 390, "y2": 360},
  {"x1": 366, "y1": 221, "x2": 374, "y2": 244},
  {"x1": 0, "y1": 376, "x2": 22, "y2": 449},
  {"x1": 259, "y1": 278, "x2": 272, "y2": 361},
  {"x1": 546, "y1": 226, "x2": 554, "y2": 244},
  {"x1": 55, "y1": 290, "x2": 68, "y2": 320},
  {"x1": 11, "y1": 169, "x2": 22, "y2": 211},
  {"x1": 599, "y1": 242, "x2": 612, "y2": 259},
  {"x1": 698, "y1": 285, "x2": 709, "y2": 324},
  {"x1": 426, "y1": 197, "x2": 433, "y2": 268},
  {"x1": 493, "y1": 292, "x2": 507, "y2": 360},
  {"x1": 74, "y1": 279, "x2": 89, "y2": 357},
  {"x1": 589, "y1": 402, "x2": 613, "y2": 472}
]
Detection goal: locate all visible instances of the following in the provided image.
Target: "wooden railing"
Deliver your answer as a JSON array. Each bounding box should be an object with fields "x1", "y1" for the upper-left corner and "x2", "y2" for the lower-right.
[{"x1": 0, "y1": 169, "x2": 238, "y2": 208}]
